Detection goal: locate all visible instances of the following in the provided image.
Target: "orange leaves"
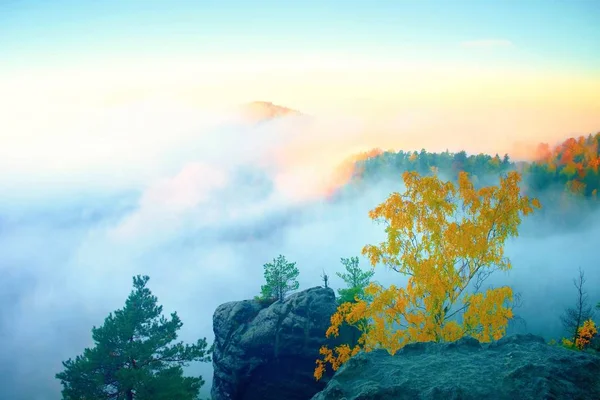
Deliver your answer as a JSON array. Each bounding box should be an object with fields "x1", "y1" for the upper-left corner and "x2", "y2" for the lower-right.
[
  {"x1": 346, "y1": 300, "x2": 368, "y2": 325},
  {"x1": 558, "y1": 319, "x2": 598, "y2": 352},
  {"x1": 462, "y1": 287, "x2": 514, "y2": 342},
  {"x1": 441, "y1": 320, "x2": 464, "y2": 342},
  {"x1": 363, "y1": 170, "x2": 538, "y2": 285},
  {"x1": 530, "y1": 133, "x2": 600, "y2": 198},
  {"x1": 534, "y1": 142, "x2": 553, "y2": 162},
  {"x1": 322, "y1": 345, "x2": 353, "y2": 369},
  {"x1": 314, "y1": 301, "x2": 365, "y2": 380},
  {"x1": 313, "y1": 344, "x2": 362, "y2": 380},
  {"x1": 363, "y1": 170, "x2": 459, "y2": 274},
  {"x1": 575, "y1": 319, "x2": 597, "y2": 350},
  {"x1": 590, "y1": 157, "x2": 600, "y2": 173},
  {"x1": 313, "y1": 359, "x2": 326, "y2": 381},
  {"x1": 325, "y1": 302, "x2": 354, "y2": 338},
  {"x1": 575, "y1": 162, "x2": 586, "y2": 179},
  {"x1": 314, "y1": 340, "x2": 362, "y2": 380},
  {"x1": 314, "y1": 170, "x2": 540, "y2": 381}
]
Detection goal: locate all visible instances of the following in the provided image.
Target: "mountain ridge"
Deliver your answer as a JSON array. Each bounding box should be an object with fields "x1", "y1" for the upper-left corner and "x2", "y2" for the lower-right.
[{"x1": 240, "y1": 101, "x2": 303, "y2": 123}]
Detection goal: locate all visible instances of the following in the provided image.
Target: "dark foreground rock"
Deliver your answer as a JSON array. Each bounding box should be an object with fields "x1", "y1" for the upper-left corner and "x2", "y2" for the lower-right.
[
  {"x1": 311, "y1": 334, "x2": 600, "y2": 400},
  {"x1": 211, "y1": 287, "x2": 358, "y2": 400}
]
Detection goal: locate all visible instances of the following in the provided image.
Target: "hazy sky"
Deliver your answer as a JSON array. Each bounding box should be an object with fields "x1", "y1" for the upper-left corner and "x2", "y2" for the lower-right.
[
  {"x1": 1, "y1": 1, "x2": 599, "y2": 399},
  {"x1": 2, "y1": 0, "x2": 599, "y2": 109},
  {"x1": 2, "y1": 0, "x2": 599, "y2": 71},
  {"x1": 2, "y1": 0, "x2": 600, "y2": 194}
]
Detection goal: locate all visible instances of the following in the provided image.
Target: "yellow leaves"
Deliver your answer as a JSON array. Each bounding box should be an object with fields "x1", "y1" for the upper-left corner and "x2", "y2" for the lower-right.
[
  {"x1": 364, "y1": 282, "x2": 381, "y2": 297},
  {"x1": 328, "y1": 345, "x2": 354, "y2": 368},
  {"x1": 314, "y1": 343, "x2": 362, "y2": 380},
  {"x1": 346, "y1": 300, "x2": 368, "y2": 325},
  {"x1": 462, "y1": 287, "x2": 513, "y2": 342},
  {"x1": 313, "y1": 359, "x2": 325, "y2": 381},
  {"x1": 441, "y1": 320, "x2": 464, "y2": 342},
  {"x1": 561, "y1": 338, "x2": 575, "y2": 348},
  {"x1": 458, "y1": 170, "x2": 475, "y2": 194},
  {"x1": 561, "y1": 320, "x2": 597, "y2": 350},
  {"x1": 325, "y1": 302, "x2": 354, "y2": 338},
  {"x1": 363, "y1": 170, "x2": 539, "y2": 284},
  {"x1": 575, "y1": 319, "x2": 597, "y2": 350},
  {"x1": 315, "y1": 170, "x2": 539, "y2": 379},
  {"x1": 362, "y1": 244, "x2": 382, "y2": 269}
]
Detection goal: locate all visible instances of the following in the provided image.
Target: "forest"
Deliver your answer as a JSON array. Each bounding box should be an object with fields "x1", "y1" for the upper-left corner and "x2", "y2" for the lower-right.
[{"x1": 342, "y1": 132, "x2": 600, "y2": 200}]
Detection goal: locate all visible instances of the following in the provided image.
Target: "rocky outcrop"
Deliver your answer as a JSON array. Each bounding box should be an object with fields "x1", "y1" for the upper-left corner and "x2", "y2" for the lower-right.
[
  {"x1": 311, "y1": 334, "x2": 600, "y2": 400},
  {"x1": 211, "y1": 287, "x2": 357, "y2": 400}
]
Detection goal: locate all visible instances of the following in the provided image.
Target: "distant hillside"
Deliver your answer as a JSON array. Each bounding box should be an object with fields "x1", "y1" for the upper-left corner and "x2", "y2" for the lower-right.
[
  {"x1": 239, "y1": 101, "x2": 303, "y2": 123},
  {"x1": 334, "y1": 133, "x2": 600, "y2": 197},
  {"x1": 235, "y1": 101, "x2": 599, "y2": 205},
  {"x1": 527, "y1": 133, "x2": 600, "y2": 198}
]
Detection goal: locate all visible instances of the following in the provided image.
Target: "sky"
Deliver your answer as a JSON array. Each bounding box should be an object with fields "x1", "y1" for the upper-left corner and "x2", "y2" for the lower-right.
[
  {"x1": 1, "y1": 0, "x2": 599, "y2": 193},
  {"x1": 0, "y1": 1, "x2": 599, "y2": 399}
]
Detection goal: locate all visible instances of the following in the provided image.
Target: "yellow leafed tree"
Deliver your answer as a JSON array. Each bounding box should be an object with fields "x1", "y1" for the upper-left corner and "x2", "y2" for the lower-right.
[{"x1": 314, "y1": 170, "x2": 541, "y2": 380}]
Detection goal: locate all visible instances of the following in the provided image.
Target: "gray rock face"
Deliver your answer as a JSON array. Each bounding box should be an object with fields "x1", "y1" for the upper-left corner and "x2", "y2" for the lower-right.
[
  {"x1": 311, "y1": 333, "x2": 600, "y2": 400},
  {"x1": 211, "y1": 287, "x2": 356, "y2": 400}
]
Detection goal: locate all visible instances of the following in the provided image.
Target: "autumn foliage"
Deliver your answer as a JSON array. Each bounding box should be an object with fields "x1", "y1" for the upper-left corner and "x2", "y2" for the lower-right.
[
  {"x1": 334, "y1": 132, "x2": 600, "y2": 204},
  {"x1": 560, "y1": 319, "x2": 598, "y2": 351},
  {"x1": 314, "y1": 170, "x2": 541, "y2": 380},
  {"x1": 525, "y1": 133, "x2": 600, "y2": 198},
  {"x1": 575, "y1": 319, "x2": 598, "y2": 350}
]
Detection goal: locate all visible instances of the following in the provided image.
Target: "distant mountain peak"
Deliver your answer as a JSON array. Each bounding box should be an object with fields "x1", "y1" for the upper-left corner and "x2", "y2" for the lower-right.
[{"x1": 240, "y1": 101, "x2": 302, "y2": 123}]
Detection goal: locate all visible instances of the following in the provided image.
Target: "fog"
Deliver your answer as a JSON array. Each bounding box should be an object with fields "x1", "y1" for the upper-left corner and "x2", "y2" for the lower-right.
[{"x1": 0, "y1": 101, "x2": 598, "y2": 400}]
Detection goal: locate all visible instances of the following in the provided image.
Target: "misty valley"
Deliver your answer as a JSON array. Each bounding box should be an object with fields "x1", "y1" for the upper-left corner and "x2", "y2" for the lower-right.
[
  {"x1": 44, "y1": 133, "x2": 600, "y2": 399},
  {"x1": 2, "y1": 2, "x2": 600, "y2": 397}
]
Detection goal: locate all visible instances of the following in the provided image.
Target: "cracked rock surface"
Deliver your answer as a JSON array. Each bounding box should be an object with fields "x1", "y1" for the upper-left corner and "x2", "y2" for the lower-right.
[
  {"x1": 311, "y1": 334, "x2": 600, "y2": 400},
  {"x1": 211, "y1": 286, "x2": 354, "y2": 400}
]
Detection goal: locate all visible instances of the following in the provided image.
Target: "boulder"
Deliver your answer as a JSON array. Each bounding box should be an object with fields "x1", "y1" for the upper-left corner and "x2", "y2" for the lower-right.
[
  {"x1": 311, "y1": 333, "x2": 600, "y2": 400},
  {"x1": 211, "y1": 287, "x2": 357, "y2": 400}
]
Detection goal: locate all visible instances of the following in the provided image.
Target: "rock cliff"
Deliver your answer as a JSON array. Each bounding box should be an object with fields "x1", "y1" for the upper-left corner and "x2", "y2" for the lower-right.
[
  {"x1": 212, "y1": 288, "x2": 600, "y2": 400},
  {"x1": 211, "y1": 287, "x2": 356, "y2": 400}
]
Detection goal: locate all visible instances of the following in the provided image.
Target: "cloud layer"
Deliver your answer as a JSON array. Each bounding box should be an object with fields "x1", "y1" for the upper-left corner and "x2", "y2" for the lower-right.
[{"x1": 0, "y1": 100, "x2": 598, "y2": 399}]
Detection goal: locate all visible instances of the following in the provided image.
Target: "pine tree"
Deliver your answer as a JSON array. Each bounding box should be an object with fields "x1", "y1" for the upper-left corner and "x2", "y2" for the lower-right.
[
  {"x1": 259, "y1": 255, "x2": 300, "y2": 302},
  {"x1": 336, "y1": 256, "x2": 374, "y2": 305},
  {"x1": 55, "y1": 275, "x2": 212, "y2": 400}
]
